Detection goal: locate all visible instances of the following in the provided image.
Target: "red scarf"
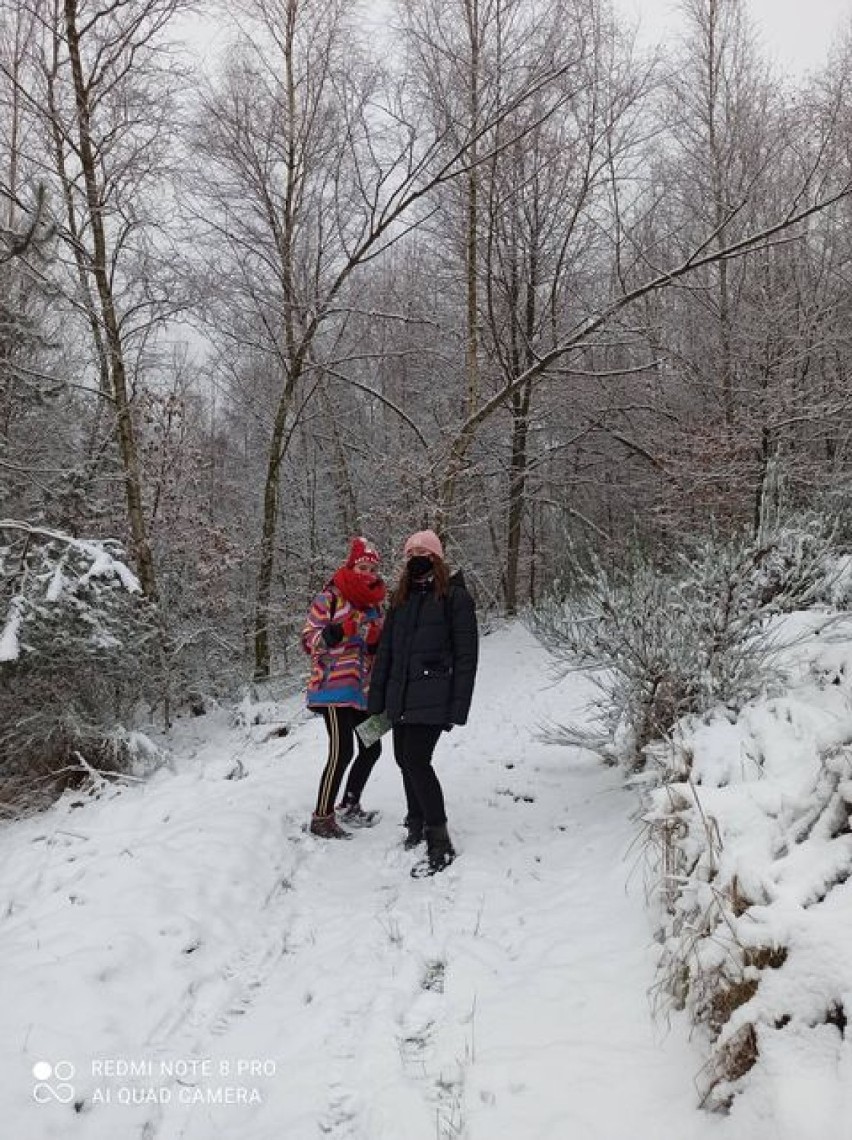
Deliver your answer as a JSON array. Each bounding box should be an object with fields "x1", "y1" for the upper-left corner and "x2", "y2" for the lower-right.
[{"x1": 332, "y1": 566, "x2": 387, "y2": 611}]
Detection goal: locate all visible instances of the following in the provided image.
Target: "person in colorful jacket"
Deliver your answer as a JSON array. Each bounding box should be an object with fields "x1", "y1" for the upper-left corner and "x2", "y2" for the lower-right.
[{"x1": 301, "y1": 537, "x2": 387, "y2": 839}]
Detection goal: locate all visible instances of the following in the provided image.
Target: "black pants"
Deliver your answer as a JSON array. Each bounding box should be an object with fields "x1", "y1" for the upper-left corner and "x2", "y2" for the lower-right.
[
  {"x1": 392, "y1": 723, "x2": 446, "y2": 827},
  {"x1": 315, "y1": 707, "x2": 381, "y2": 816}
]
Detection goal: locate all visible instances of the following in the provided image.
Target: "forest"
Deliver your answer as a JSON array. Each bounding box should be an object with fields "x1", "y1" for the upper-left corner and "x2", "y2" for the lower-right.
[{"x1": 1, "y1": 0, "x2": 851, "y2": 801}]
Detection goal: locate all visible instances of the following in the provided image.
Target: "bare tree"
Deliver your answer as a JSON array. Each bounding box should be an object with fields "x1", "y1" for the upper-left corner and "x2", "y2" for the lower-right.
[
  {"x1": 479, "y1": 5, "x2": 651, "y2": 610},
  {"x1": 191, "y1": 0, "x2": 578, "y2": 676},
  {"x1": 9, "y1": 0, "x2": 194, "y2": 599}
]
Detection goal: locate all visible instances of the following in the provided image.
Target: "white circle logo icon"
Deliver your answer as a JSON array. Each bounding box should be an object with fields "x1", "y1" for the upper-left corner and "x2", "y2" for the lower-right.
[{"x1": 33, "y1": 1060, "x2": 75, "y2": 1104}]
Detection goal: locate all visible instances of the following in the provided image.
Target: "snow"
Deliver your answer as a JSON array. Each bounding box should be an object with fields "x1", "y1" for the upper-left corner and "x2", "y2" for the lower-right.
[
  {"x1": 77, "y1": 543, "x2": 141, "y2": 594},
  {"x1": 0, "y1": 535, "x2": 141, "y2": 666},
  {"x1": 0, "y1": 621, "x2": 844, "y2": 1138},
  {"x1": 46, "y1": 562, "x2": 66, "y2": 603},
  {"x1": 0, "y1": 595, "x2": 24, "y2": 662},
  {"x1": 645, "y1": 612, "x2": 852, "y2": 1129}
]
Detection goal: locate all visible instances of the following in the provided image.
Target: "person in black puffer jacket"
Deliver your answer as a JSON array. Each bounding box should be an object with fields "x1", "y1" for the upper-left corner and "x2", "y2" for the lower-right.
[{"x1": 368, "y1": 529, "x2": 479, "y2": 876}]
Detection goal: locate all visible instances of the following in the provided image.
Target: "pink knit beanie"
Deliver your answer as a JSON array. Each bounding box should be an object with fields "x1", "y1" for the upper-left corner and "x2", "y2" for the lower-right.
[{"x1": 403, "y1": 529, "x2": 444, "y2": 560}]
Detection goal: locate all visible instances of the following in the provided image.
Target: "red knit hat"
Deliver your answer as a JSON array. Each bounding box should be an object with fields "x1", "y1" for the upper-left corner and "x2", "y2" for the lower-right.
[
  {"x1": 346, "y1": 536, "x2": 380, "y2": 568},
  {"x1": 403, "y1": 529, "x2": 444, "y2": 560}
]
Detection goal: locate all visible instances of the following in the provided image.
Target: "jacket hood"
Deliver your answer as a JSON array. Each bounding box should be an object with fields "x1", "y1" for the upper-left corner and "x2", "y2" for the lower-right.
[{"x1": 448, "y1": 569, "x2": 467, "y2": 592}]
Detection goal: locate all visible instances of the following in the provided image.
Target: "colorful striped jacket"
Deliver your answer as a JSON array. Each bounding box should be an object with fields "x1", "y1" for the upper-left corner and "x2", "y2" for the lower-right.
[{"x1": 301, "y1": 584, "x2": 384, "y2": 710}]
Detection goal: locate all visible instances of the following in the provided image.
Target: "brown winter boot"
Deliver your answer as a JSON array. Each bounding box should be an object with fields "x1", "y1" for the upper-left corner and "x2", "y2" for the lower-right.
[{"x1": 309, "y1": 812, "x2": 352, "y2": 840}]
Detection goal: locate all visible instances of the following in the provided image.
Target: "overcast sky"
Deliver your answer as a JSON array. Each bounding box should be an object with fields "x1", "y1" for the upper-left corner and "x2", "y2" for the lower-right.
[
  {"x1": 613, "y1": 0, "x2": 849, "y2": 75},
  {"x1": 190, "y1": 0, "x2": 849, "y2": 79}
]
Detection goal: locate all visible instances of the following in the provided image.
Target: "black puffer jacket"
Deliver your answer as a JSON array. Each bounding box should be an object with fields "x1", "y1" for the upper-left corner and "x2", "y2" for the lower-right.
[{"x1": 368, "y1": 571, "x2": 478, "y2": 726}]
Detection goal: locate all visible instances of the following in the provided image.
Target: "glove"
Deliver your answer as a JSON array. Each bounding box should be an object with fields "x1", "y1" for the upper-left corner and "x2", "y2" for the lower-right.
[
  {"x1": 322, "y1": 622, "x2": 344, "y2": 647},
  {"x1": 365, "y1": 621, "x2": 382, "y2": 647},
  {"x1": 341, "y1": 615, "x2": 359, "y2": 638}
]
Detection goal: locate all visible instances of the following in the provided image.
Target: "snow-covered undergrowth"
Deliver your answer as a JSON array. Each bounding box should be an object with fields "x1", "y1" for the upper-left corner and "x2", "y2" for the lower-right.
[
  {"x1": 529, "y1": 519, "x2": 840, "y2": 767},
  {"x1": 644, "y1": 610, "x2": 852, "y2": 1130},
  {"x1": 0, "y1": 528, "x2": 159, "y2": 812}
]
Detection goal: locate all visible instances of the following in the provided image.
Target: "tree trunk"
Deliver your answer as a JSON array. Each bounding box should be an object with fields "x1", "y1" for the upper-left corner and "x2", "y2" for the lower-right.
[
  {"x1": 464, "y1": 0, "x2": 481, "y2": 419},
  {"x1": 253, "y1": 376, "x2": 297, "y2": 678},
  {"x1": 63, "y1": 0, "x2": 158, "y2": 599},
  {"x1": 505, "y1": 382, "x2": 532, "y2": 614},
  {"x1": 319, "y1": 378, "x2": 359, "y2": 537},
  {"x1": 504, "y1": 197, "x2": 537, "y2": 615},
  {"x1": 251, "y1": 0, "x2": 303, "y2": 678}
]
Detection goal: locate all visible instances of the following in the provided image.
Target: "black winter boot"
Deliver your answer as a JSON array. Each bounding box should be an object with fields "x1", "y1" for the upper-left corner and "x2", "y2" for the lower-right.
[
  {"x1": 403, "y1": 815, "x2": 425, "y2": 849},
  {"x1": 411, "y1": 824, "x2": 456, "y2": 877}
]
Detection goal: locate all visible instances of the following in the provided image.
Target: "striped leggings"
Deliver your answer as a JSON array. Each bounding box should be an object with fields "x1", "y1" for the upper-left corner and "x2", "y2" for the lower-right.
[{"x1": 314, "y1": 706, "x2": 381, "y2": 817}]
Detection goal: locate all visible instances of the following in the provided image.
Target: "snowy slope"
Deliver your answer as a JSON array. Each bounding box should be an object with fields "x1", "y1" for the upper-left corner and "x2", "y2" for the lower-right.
[
  {"x1": 1, "y1": 624, "x2": 749, "y2": 1140},
  {"x1": 643, "y1": 611, "x2": 852, "y2": 1137}
]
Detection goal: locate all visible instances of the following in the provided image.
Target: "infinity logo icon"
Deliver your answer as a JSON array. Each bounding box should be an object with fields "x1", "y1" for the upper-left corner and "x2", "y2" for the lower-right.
[{"x1": 32, "y1": 1060, "x2": 75, "y2": 1104}]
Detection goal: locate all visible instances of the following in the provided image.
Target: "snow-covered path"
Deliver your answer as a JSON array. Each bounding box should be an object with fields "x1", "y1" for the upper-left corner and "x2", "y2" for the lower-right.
[{"x1": 1, "y1": 625, "x2": 736, "y2": 1139}]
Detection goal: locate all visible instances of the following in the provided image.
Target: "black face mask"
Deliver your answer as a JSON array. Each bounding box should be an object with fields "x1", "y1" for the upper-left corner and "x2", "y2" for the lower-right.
[{"x1": 407, "y1": 555, "x2": 433, "y2": 579}]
